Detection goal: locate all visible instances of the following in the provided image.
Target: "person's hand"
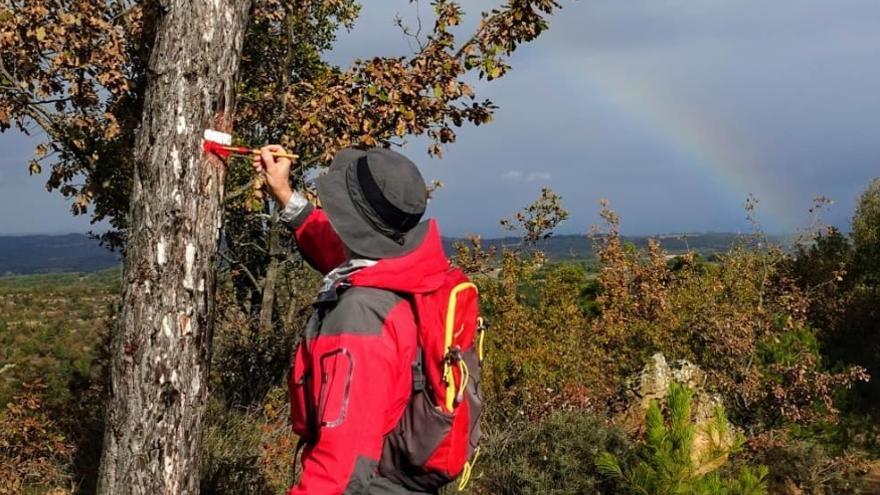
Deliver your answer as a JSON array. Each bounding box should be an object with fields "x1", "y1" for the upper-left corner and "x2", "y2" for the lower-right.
[{"x1": 252, "y1": 145, "x2": 293, "y2": 206}]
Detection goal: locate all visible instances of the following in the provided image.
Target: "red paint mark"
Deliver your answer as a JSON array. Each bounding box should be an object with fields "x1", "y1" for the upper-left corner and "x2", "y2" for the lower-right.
[{"x1": 203, "y1": 140, "x2": 232, "y2": 159}]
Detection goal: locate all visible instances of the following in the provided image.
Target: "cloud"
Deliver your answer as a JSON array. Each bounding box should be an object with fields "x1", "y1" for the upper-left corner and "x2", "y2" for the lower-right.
[
  {"x1": 502, "y1": 170, "x2": 523, "y2": 181},
  {"x1": 502, "y1": 170, "x2": 551, "y2": 182},
  {"x1": 526, "y1": 172, "x2": 551, "y2": 182}
]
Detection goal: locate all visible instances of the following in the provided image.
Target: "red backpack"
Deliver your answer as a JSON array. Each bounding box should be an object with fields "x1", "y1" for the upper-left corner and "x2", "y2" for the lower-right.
[{"x1": 379, "y1": 267, "x2": 486, "y2": 491}]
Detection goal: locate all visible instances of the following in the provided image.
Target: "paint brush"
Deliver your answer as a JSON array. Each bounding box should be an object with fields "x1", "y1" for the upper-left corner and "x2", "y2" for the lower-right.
[{"x1": 202, "y1": 129, "x2": 298, "y2": 160}]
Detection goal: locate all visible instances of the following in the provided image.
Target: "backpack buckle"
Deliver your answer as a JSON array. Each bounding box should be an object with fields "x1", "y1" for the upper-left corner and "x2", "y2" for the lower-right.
[
  {"x1": 444, "y1": 346, "x2": 462, "y2": 364},
  {"x1": 412, "y1": 348, "x2": 426, "y2": 392}
]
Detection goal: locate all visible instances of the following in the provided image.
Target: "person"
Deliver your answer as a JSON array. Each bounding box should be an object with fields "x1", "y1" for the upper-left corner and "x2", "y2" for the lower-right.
[{"x1": 253, "y1": 145, "x2": 450, "y2": 495}]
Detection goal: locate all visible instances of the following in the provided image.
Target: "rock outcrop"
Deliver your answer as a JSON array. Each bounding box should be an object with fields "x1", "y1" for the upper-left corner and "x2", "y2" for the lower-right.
[{"x1": 614, "y1": 353, "x2": 737, "y2": 475}]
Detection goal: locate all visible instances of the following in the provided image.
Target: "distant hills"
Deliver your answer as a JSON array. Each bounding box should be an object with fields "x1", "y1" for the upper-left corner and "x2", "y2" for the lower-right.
[
  {"x1": 0, "y1": 234, "x2": 120, "y2": 275},
  {"x1": 0, "y1": 232, "x2": 795, "y2": 275},
  {"x1": 441, "y1": 232, "x2": 795, "y2": 262}
]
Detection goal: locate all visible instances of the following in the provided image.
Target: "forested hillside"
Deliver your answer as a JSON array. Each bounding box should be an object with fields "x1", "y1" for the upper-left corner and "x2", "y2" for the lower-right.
[
  {"x1": 0, "y1": 235, "x2": 119, "y2": 275},
  {"x1": 0, "y1": 231, "x2": 792, "y2": 276}
]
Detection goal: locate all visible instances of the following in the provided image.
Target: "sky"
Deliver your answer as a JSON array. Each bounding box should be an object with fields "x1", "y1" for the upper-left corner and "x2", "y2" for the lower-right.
[{"x1": 1, "y1": 0, "x2": 878, "y2": 237}]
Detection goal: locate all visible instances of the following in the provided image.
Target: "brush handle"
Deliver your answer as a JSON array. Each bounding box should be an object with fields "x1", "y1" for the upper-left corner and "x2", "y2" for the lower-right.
[
  {"x1": 263, "y1": 151, "x2": 299, "y2": 160},
  {"x1": 222, "y1": 146, "x2": 298, "y2": 160}
]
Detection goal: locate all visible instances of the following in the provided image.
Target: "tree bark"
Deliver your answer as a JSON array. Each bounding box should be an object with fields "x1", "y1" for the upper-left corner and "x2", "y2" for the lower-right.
[{"x1": 97, "y1": 2, "x2": 251, "y2": 494}]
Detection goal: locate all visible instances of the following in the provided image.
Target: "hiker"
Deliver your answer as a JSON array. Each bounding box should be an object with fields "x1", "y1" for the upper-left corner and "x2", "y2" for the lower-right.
[{"x1": 253, "y1": 145, "x2": 477, "y2": 495}]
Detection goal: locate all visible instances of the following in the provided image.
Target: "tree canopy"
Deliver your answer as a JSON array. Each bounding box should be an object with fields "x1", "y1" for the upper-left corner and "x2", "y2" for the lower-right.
[{"x1": 1, "y1": 0, "x2": 561, "y2": 248}]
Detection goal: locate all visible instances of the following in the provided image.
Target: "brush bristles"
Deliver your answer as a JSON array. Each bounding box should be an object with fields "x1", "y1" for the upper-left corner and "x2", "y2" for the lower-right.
[{"x1": 203, "y1": 129, "x2": 232, "y2": 145}]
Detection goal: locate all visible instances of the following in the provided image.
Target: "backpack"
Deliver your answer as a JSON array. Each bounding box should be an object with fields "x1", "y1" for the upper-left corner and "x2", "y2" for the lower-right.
[{"x1": 379, "y1": 267, "x2": 486, "y2": 491}]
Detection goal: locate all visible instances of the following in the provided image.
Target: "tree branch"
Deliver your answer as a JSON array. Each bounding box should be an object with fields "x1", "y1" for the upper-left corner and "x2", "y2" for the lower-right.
[
  {"x1": 219, "y1": 248, "x2": 262, "y2": 292},
  {"x1": 225, "y1": 178, "x2": 257, "y2": 203}
]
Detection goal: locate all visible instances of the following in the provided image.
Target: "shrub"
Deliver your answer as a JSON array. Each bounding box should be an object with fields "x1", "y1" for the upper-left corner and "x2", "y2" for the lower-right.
[
  {"x1": 852, "y1": 178, "x2": 880, "y2": 282},
  {"x1": 211, "y1": 262, "x2": 320, "y2": 408},
  {"x1": 200, "y1": 387, "x2": 297, "y2": 495},
  {"x1": 470, "y1": 406, "x2": 633, "y2": 494},
  {"x1": 0, "y1": 382, "x2": 74, "y2": 495},
  {"x1": 746, "y1": 435, "x2": 869, "y2": 494}
]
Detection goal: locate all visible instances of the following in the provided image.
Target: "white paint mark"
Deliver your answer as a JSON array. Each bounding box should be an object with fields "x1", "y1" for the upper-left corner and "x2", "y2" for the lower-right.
[
  {"x1": 184, "y1": 243, "x2": 196, "y2": 290},
  {"x1": 162, "y1": 314, "x2": 172, "y2": 339},
  {"x1": 197, "y1": 277, "x2": 205, "y2": 293},
  {"x1": 171, "y1": 370, "x2": 178, "y2": 383},
  {"x1": 176, "y1": 83, "x2": 187, "y2": 135},
  {"x1": 156, "y1": 238, "x2": 167, "y2": 265},
  {"x1": 203, "y1": 23, "x2": 214, "y2": 42},
  {"x1": 191, "y1": 371, "x2": 201, "y2": 395},
  {"x1": 171, "y1": 146, "x2": 181, "y2": 177},
  {"x1": 164, "y1": 451, "x2": 175, "y2": 484},
  {"x1": 188, "y1": 158, "x2": 195, "y2": 190}
]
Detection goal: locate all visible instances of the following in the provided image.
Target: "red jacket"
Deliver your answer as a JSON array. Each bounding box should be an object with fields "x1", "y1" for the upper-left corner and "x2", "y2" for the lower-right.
[{"x1": 287, "y1": 204, "x2": 449, "y2": 494}]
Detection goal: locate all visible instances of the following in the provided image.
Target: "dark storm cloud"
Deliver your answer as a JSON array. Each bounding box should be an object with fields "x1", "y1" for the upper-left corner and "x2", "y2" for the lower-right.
[{"x1": 1, "y1": 1, "x2": 878, "y2": 235}]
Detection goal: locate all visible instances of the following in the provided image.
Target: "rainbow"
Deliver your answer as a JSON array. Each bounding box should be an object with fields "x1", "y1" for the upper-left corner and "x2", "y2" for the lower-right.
[{"x1": 547, "y1": 53, "x2": 804, "y2": 232}]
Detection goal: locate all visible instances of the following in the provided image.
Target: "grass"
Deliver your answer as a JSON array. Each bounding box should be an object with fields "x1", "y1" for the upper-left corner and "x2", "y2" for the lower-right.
[{"x1": 0, "y1": 266, "x2": 121, "y2": 291}]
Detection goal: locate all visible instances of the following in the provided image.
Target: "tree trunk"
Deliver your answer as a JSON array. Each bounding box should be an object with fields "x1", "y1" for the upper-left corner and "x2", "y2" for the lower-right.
[
  {"x1": 258, "y1": 210, "x2": 282, "y2": 334},
  {"x1": 97, "y1": 2, "x2": 251, "y2": 494}
]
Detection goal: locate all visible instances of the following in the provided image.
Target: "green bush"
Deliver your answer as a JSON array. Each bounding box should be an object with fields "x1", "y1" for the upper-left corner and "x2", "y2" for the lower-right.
[{"x1": 470, "y1": 407, "x2": 633, "y2": 494}]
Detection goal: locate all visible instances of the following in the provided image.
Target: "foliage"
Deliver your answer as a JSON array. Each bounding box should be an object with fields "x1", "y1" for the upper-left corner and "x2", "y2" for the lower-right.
[
  {"x1": 220, "y1": 2, "x2": 566, "y2": 400},
  {"x1": 0, "y1": 382, "x2": 74, "y2": 495},
  {"x1": 852, "y1": 178, "x2": 880, "y2": 282},
  {"x1": 264, "y1": 0, "x2": 561, "y2": 163},
  {"x1": 452, "y1": 234, "x2": 498, "y2": 275},
  {"x1": 745, "y1": 433, "x2": 870, "y2": 494},
  {"x1": 500, "y1": 187, "x2": 569, "y2": 244},
  {"x1": 0, "y1": 268, "x2": 117, "y2": 407},
  {"x1": 785, "y1": 227, "x2": 852, "y2": 335},
  {"x1": 470, "y1": 407, "x2": 633, "y2": 494},
  {"x1": 594, "y1": 203, "x2": 867, "y2": 428},
  {"x1": 783, "y1": 182, "x2": 880, "y2": 415},
  {"x1": 467, "y1": 239, "x2": 600, "y2": 418},
  {"x1": 471, "y1": 195, "x2": 868, "y2": 431},
  {"x1": 0, "y1": 0, "x2": 152, "y2": 246},
  {"x1": 201, "y1": 388, "x2": 297, "y2": 495},
  {"x1": 597, "y1": 383, "x2": 768, "y2": 495},
  {"x1": 211, "y1": 261, "x2": 319, "y2": 408},
  {"x1": 2, "y1": 0, "x2": 562, "y2": 248}
]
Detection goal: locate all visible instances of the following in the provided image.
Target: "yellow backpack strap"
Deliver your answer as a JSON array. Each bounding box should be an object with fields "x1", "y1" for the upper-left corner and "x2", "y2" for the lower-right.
[
  {"x1": 444, "y1": 282, "x2": 477, "y2": 412},
  {"x1": 457, "y1": 447, "x2": 481, "y2": 491},
  {"x1": 476, "y1": 316, "x2": 487, "y2": 362}
]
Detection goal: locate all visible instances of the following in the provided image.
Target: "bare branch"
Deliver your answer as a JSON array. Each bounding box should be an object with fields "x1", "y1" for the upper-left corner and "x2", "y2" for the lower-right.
[{"x1": 219, "y1": 247, "x2": 262, "y2": 292}]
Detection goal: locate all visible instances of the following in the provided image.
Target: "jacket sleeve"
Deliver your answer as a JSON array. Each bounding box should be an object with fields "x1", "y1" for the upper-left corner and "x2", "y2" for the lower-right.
[
  {"x1": 288, "y1": 330, "x2": 398, "y2": 494},
  {"x1": 280, "y1": 192, "x2": 346, "y2": 274}
]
